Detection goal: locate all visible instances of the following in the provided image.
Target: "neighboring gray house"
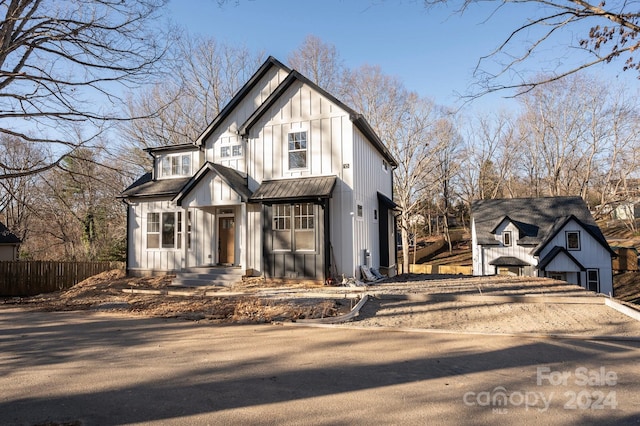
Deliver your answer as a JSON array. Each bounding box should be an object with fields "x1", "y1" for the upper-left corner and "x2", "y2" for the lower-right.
[
  {"x1": 471, "y1": 196, "x2": 615, "y2": 295},
  {"x1": 121, "y1": 56, "x2": 398, "y2": 282},
  {"x1": 0, "y1": 221, "x2": 20, "y2": 261}
]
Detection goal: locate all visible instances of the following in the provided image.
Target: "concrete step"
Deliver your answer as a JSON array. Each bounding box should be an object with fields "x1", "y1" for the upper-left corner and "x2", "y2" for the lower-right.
[{"x1": 170, "y1": 267, "x2": 244, "y2": 288}]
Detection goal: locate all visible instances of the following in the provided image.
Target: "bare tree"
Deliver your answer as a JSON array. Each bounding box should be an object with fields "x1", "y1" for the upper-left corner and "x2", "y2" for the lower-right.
[
  {"x1": 458, "y1": 111, "x2": 518, "y2": 203},
  {"x1": 120, "y1": 35, "x2": 263, "y2": 172},
  {"x1": 288, "y1": 35, "x2": 345, "y2": 94},
  {"x1": 517, "y1": 74, "x2": 621, "y2": 198},
  {"x1": 0, "y1": 0, "x2": 169, "y2": 178},
  {"x1": 342, "y1": 64, "x2": 446, "y2": 273},
  {"x1": 425, "y1": 0, "x2": 640, "y2": 96}
]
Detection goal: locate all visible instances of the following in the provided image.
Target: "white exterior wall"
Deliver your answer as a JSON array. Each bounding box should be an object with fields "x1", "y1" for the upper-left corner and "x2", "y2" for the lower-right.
[
  {"x1": 351, "y1": 127, "x2": 393, "y2": 274},
  {"x1": 538, "y1": 220, "x2": 613, "y2": 295},
  {"x1": 479, "y1": 221, "x2": 538, "y2": 275},
  {"x1": 203, "y1": 66, "x2": 289, "y2": 174},
  {"x1": 128, "y1": 200, "x2": 184, "y2": 273},
  {"x1": 246, "y1": 203, "x2": 262, "y2": 274},
  {"x1": 180, "y1": 175, "x2": 244, "y2": 208},
  {"x1": 245, "y1": 80, "x2": 357, "y2": 277}
]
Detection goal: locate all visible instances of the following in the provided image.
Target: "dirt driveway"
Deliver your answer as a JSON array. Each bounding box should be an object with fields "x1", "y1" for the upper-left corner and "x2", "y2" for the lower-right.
[
  {"x1": 3, "y1": 274, "x2": 640, "y2": 425},
  {"x1": 1, "y1": 307, "x2": 640, "y2": 425}
]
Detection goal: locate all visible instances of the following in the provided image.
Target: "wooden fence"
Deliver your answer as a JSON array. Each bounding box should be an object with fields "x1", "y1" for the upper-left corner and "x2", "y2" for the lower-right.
[
  {"x1": 398, "y1": 263, "x2": 472, "y2": 275},
  {"x1": 0, "y1": 261, "x2": 124, "y2": 297}
]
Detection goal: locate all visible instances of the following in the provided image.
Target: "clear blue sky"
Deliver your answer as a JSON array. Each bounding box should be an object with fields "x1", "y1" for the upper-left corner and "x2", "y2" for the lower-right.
[{"x1": 166, "y1": 0, "x2": 639, "y2": 112}]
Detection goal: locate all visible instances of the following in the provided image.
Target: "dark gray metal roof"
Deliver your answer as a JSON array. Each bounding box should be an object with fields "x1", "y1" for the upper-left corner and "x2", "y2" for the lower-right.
[
  {"x1": 488, "y1": 256, "x2": 531, "y2": 266},
  {"x1": 249, "y1": 176, "x2": 337, "y2": 203},
  {"x1": 471, "y1": 196, "x2": 611, "y2": 253},
  {"x1": 0, "y1": 221, "x2": 20, "y2": 244},
  {"x1": 120, "y1": 173, "x2": 191, "y2": 199}
]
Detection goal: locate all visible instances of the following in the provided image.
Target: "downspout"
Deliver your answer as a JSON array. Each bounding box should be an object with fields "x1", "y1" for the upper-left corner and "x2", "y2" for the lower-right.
[{"x1": 120, "y1": 198, "x2": 131, "y2": 275}]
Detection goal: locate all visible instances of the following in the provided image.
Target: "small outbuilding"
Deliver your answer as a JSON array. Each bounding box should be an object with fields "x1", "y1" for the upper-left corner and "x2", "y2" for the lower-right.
[
  {"x1": 471, "y1": 196, "x2": 616, "y2": 295},
  {"x1": 0, "y1": 221, "x2": 20, "y2": 261}
]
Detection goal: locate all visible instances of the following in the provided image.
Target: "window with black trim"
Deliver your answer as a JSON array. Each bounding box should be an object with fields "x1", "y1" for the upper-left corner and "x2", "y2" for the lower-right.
[
  {"x1": 503, "y1": 231, "x2": 512, "y2": 247},
  {"x1": 288, "y1": 131, "x2": 307, "y2": 169},
  {"x1": 271, "y1": 203, "x2": 315, "y2": 251},
  {"x1": 357, "y1": 204, "x2": 363, "y2": 218},
  {"x1": 566, "y1": 231, "x2": 580, "y2": 250},
  {"x1": 587, "y1": 269, "x2": 599, "y2": 292},
  {"x1": 273, "y1": 204, "x2": 291, "y2": 250}
]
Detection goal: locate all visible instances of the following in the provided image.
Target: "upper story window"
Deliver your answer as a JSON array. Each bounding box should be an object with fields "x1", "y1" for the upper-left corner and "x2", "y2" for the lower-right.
[
  {"x1": 288, "y1": 131, "x2": 307, "y2": 169},
  {"x1": 161, "y1": 154, "x2": 191, "y2": 177},
  {"x1": 566, "y1": 231, "x2": 581, "y2": 250},
  {"x1": 221, "y1": 144, "x2": 242, "y2": 158},
  {"x1": 503, "y1": 231, "x2": 512, "y2": 247},
  {"x1": 382, "y1": 160, "x2": 388, "y2": 172}
]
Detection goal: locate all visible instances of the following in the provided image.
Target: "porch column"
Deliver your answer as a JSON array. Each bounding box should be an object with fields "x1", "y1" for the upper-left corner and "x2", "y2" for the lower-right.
[{"x1": 240, "y1": 203, "x2": 247, "y2": 274}]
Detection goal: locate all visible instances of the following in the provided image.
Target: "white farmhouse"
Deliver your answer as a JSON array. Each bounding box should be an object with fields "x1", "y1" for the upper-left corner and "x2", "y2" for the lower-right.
[
  {"x1": 121, "y1": 57, "x2": 398, "y2": 283},
  {"x1": 471, "y1": 196, "x2": 615, "y2": 295}
]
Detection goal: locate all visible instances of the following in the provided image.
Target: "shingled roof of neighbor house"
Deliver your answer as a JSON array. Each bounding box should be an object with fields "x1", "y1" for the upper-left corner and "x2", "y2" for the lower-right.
[
  {"x1": 0, "y1": 221, "x2": 20, "y2": 244},
  {"x1": 249, "y1": 176, "x2": 337, "y2": 203},
  {"x1": 471, "y1": 196, "x2": 610, "y2": 253}
]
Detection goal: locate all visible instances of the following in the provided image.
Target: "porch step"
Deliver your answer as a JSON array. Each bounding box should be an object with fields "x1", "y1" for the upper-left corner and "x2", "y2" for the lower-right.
[{"x1": 170, "y1": 267, "x2": 244, "y2": 288}]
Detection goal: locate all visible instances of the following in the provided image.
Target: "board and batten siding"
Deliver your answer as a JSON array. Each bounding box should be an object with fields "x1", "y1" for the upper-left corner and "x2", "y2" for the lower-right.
[
  {"x1": 537, "y1": 219, "x2": 613, "y2": 294},
  {"x1": 180, "y1": 174, "x2": 244, "y2": 208},
  {"x1": 127, "y1": 200, "x2": 184, "y2": 273},
  {"x1": 481, "y1": 221, "x2": 537, "y2": 274},
  {"x1": 350, "y1": 126, "x2": 394, "y2": 274},
  {"x1": 204, "y1": 66, "x2": 289, "y2": 172},
  {"x1": 243, "y1": 80, "x2": 357, "y2": 277}
]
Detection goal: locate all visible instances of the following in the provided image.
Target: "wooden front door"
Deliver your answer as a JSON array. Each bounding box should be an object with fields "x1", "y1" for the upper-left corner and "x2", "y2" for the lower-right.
[{"x1": 218, "y1": 217, "x2": 235, "y2": 265}]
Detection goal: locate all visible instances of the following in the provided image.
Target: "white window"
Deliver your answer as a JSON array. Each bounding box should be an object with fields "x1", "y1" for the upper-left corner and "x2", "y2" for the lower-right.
[
  {"x1": 147, "y1": 213, "x2": 160, "y2": 249},
  {"x1": 382, "y1": 160, "x2": 388, "y2": 172},
  {"x1": 503, "y1": 231, "x2": 512, "y2": 247},
  {"x1": 288, "y1": 131, "x2": 307, "y2": 169},
  {"x1": 161, "y1": 212, "x2": 175, "y2": 248},
  {"x1": 566, "y1": 231, "x2": 580, "y2": 250},
  {"x1": 147, "y1": 212, "x2": 183, "y2": 249},
  {"x1": 221, "y1": 145, "x2": 242, "y2": 158},
  {"x1": 161, "y1": 154, "x2": 191, "y2": 177}
]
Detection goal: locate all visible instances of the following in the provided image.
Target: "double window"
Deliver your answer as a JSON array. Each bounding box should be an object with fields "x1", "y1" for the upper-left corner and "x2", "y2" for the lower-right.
[
  {"x1": 272, "y1": 203, "x2": 315, "y2": 251},
  {"x1": 147, "y1": 212, "x2": 185, "y2": 249},
  {"x1": 288, "y1": 131, "x2": 307, "y2": 169},
  {"x1": 161, "y1": 154, "x2": 191, "y2": 177},
  {"x1": 221, "y1": 144, "x2": 242, "y2": 158}
]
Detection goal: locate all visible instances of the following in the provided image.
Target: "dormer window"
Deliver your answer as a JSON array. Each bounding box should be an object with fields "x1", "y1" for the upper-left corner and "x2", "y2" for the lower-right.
[
  {"x1": 503, "y1": 231, "x2": 512, "y2": 247},
  {"x1": 161, "y1": 154, "x2": 191, "y2": 177}
]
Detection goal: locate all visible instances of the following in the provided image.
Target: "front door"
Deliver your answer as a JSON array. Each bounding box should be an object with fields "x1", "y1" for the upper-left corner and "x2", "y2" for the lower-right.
[{"x1": 218, "y1": 217, "x2": 235, "y2": 265}]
